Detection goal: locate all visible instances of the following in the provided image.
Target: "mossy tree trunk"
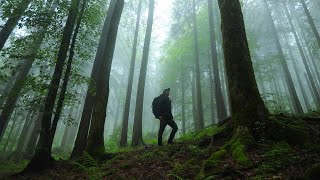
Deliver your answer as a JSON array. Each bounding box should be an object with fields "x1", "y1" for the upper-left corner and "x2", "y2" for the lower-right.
[
  {"x1": 86, "y1": 0, "x2": 124, "y2": 158},
  {"x1": 131, "y1": 0, "x2": 155, "y2": 146},
  {"x1": 119, "y1": 0, "x2": 142, "y2": 147},
  {"x1": 71, "y1": 0, "x2": 118, "y2": 159},
  {"x1": 217, "y1": 0, "x2": 269, "y2": 138}
]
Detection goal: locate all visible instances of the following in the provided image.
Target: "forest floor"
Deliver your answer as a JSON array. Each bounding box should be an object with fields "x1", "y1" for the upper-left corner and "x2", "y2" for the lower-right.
[{"x1": 1, "y1": 113, "x2": 320, "y2": 179}]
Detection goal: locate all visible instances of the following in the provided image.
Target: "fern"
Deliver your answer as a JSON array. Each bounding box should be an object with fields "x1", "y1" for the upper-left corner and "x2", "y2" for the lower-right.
[
  {"x1": 81, "y1": 151, "x2": 98, "y2": 168},
  {"x1": 167, "y1": 173, "x2": 184, "y2": 180}
]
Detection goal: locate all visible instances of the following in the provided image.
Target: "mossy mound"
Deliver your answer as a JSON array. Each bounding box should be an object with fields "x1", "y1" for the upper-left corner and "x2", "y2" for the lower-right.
[{"x1": 266, "y1": 115, "x2": 311, "y2": 145}]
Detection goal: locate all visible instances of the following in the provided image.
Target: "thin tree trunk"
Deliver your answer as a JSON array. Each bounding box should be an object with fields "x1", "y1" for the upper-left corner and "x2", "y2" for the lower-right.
[
  {"x1": 1, "y1": 119, "x2": 17, "y2": 153},
  {"x1": 284, "y1": 4, "x2": 320, "y2": 108},
  {"x1": 181, "y1": 76, "x2": 186, "y2": 135},
  {"x1": 190, "y1": 72, "x2": 199, "y2": 131},
  {"x1": 192, "y1": 0, "x2": 204, "y2": 129},
  {"x1": 71, "y1": 0, "x2": 118, "y2": 159},
  {"x1": 263, "y1": 0, "x2": 303, "y2": 114},
  {"x1": 208, "y1": 0, "x2": 227, "y2": 121},
  {"x1": 285, "y1": 37, "x2": 312, "y2": 111},
  {"x1": 299, "y1": 0, "x2": 320, "y2": 48},
  {"x1": 25, "y1": 0, "x2": 81, "y2": 172},
  {"x1": 119, "y1": 0, "x2": 142, "y2": 147},
  {"x1": 50, "y1": 0, "x2": 87, "y2": 148},
  {"x1": 208, "y1": 65, "x2": 217, "y2": 124},
  {"x1": 131, "y1": 0, "x2": 155, "y2": 146},
  {"x1": 0, "y1": 0, "x2": 32, "y2": 51},
  {"x1": 10, "y1": 110, "x2": 33, "y2": 161},
  {"x1": 86, "y1": 0, "x2": 124, "y2": 158},
  {"x1": 218, "y1": 0, "x2": 269, "y2": 138},
  {"x1": 23, "y1": 111, "x2": 42, "y2": 159}
]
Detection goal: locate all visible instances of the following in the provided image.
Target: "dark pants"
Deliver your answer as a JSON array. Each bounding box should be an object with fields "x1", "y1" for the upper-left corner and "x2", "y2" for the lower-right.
[{"x1": 158, "y1": 117, "x2": 178, "y2": 145}]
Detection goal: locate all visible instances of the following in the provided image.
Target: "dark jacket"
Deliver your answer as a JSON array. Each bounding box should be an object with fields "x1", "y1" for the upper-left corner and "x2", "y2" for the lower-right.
[{"x1": 158, "y1": 94, "x2": 173, "y2": 119}]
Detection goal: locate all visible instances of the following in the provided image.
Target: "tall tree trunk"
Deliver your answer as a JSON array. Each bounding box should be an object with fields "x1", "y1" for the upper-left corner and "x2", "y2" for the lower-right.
[
  {"x1": 192, "y1": 0, "x2": 204, "y2": 129},
  {"x1": 0, "y1": 2, "x2": 56, "y2": 142},
  {"x1": 208, "y1": 0, "x2": 227, "y2": 121},
  {"x1": 181, "y1": 76, "x2": 186, "y2": 135},
  {"x1": 23, "y1": 111, "x2": 42, "y2": 160},
  {"x1": 263, "y1": 0, "x2": 303, "y2": 114},
  {"x1": 284, "y1": 4, "x2": 320, "y2": 108},
  {"x1": 7, "y1": 117, "x2": 24, "y2": 153},
  {"x1": 86, "y1": 0, "x2": 124, "y2": 158},
  {"x1": 0, "y1": 0, "x2": 32, "y2": 51},
  {"x1": 190, "y1": 72, "x2": 199, "y2": 131},
  {"x1": 208, "y1": 65, "x2": 217, "y2": 124},
  {"x1": 218, "y1": 0, "x2": 269, "y2": 138},
  {"x1": 119, "y1": 0, "x2": 142, "y2": 147},
  {"x1": 50, "y1": 0, "x2": 87, "y2": 148},
  {"x1": 1, "y1": 119, "x2": 17, "y2": 153},
  {"x1": 285, "y1": 37, "x2": 312, "y2": 111},
  {"x1": 71, "y1": 0, "x2": 118, "y2": 159},
  {"x1": 131, "y1": 0, "x2": 155, "y2": 146},
  {"x1": 299, "y1": 0, "x2": 320, "y2": 48},
  {"x1": 112, "y1": 102, "x2": 121, "y2": 135},
  {"x1": 10, "y1": 110, "x2": 33, "y2": 161},
  {"x1": 25, "y1": 0, "x2": 81, "y2": 172}
]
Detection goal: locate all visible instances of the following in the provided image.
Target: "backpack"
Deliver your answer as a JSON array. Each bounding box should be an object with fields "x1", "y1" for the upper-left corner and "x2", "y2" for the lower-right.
[{"x1": 152, "y1": 96, "x2": 161, "y2": 118}]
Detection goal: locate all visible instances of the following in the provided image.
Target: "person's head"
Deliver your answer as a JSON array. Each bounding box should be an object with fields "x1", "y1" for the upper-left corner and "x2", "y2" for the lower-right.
[{"x1": 163, "y1": 88, "x2": 170, "y2": 96}]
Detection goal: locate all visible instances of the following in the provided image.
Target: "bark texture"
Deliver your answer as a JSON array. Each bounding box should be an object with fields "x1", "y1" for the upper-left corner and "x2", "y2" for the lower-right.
[
  {"x1": 86, "y1": 0, "x2": 124, "y2": 158},
  {"x1": 218, "y1": 0, "x2": 269, "y2": 137}
]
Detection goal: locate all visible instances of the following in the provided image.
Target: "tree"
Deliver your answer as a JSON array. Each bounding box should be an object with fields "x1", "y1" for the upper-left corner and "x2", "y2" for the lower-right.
[
  {"x1": 283, "y1": 3, "x2": 320, "y2": 108},
  {"x1": 217, "y1": 0, "x2": 269, "y2": 137},
  {"x1": 86, "y1": 0, "x2": 124, "y2": 158},
  {"x1": 207, "y1": 0, "x2": 227, "y2": 121},
  {"x1": 0, "y1": 0, "x2": 32, "y2": 51},
  {"x1": 192, "y1": 0, "x2": 204, "y2": 129},
  {"x1": 119, "y1": 0, "x2": 143, "y2": 147},
  {"x1": 263, "y1": 0, "x2": 303, "y2": 114},
  {"x1": 24, "y1": 0, "x2": 81, "y2": 171},
  {"x1": 131, "y1": 0, "x2": 155, "y2": 146},
  {"x1": 71, "y1": 0, "x2": 118, "y2": 159}
]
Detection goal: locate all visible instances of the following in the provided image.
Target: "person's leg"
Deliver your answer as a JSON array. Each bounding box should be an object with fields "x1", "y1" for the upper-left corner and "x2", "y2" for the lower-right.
[
  {"x1": 158, "y1": 119, "x2": 167, "y2": 146},
  {"x1": 167, "y1": 119, "x2": 178, "y2": 144}
]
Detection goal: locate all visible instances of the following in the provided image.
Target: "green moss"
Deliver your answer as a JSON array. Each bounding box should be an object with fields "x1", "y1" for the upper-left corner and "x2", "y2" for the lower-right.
[
  {"x1": 171, "y1": 159, "x2": 201, "y2": 177},
  {"x1": 208, "y1": 149, "x2": 227, "y2": 161},
  {"x1": 225, "y1": 126, "x2": 254, "y2": 166},
  {"x1": 304, "y1": 163, "x2": 320, "y2": 180},
  {"x1": 258, "y1": 141, "x2": 298, "y2": 175}
]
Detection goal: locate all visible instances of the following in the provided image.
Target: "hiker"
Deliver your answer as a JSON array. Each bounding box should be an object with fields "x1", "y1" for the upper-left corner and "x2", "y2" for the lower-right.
[{"x1": 153, "y1": 88, "x2": 178, "y2": 146}]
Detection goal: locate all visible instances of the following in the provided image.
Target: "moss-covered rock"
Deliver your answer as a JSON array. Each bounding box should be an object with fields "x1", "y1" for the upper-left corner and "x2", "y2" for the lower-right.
[{"x1": 304, "y1": 163, "x2": 320, "y2": 180}]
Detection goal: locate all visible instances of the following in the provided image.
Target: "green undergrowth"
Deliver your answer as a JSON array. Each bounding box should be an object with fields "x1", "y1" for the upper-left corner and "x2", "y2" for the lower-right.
[
  {"x1": 70, "y1": 151, "x2": 104, "y2": 179},
  {"x1": 256, "y1": 141, "x2": 298, "y2": 178},
  {"x1": 0, "y1": 160, "x2": 28, "y2": 177}
]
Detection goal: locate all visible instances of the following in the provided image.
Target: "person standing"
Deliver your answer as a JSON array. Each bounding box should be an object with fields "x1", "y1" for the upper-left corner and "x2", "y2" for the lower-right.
[{"x1": 156, "y1": 88, "x2": 178, "y2": 146}]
